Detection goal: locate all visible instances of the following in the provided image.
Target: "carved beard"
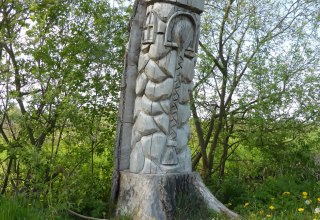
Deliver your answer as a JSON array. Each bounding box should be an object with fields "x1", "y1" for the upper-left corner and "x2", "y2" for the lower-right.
[{"x1": 172, "y1": 17, "x2": 193, "y2": 51}]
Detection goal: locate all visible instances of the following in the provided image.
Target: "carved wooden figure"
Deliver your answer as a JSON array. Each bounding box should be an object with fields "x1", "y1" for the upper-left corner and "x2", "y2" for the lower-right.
[
  {"x1": 114, "y1": 1, "x2": 239, "y2": 219},
  {"x1": 130, "y1": 0, "x2": 201, "y2": 174}
]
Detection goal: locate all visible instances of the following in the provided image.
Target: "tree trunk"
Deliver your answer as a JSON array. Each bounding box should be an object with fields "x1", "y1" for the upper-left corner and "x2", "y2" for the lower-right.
[
  {"x1": 117, "y1": 172, "x2": 239, "y2": 219},
  {"x1": 1, "y1": 158, "x2": 13, "y2": 195},
  {"x1": 113, "y1": 0, "x2": 239, "y2": 219},
  {"x1": 111, "y1": 0, "x2": 146, "y2": 202}
]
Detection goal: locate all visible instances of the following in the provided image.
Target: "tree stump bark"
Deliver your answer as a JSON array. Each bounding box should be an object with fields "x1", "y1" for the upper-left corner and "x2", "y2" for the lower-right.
[{"x1": 117, "y1": 171, "x2": 239, "y2": 219}]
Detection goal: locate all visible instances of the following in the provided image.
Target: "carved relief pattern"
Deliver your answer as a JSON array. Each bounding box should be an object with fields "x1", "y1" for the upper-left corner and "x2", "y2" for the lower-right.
[{"x1": 130, "y1": 1, "x2": 201, "y2": 174}]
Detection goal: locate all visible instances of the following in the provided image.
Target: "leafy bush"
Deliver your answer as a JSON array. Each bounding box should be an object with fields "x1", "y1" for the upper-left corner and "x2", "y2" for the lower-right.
[{"x1": 206, "y1": 176, "x2": 248, "y2": 209}]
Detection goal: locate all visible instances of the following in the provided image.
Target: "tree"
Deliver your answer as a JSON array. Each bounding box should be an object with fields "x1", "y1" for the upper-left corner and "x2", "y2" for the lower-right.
[
  {"x1": 112, "y1": 0, "x2": 239, "y2": 219},
  {"x1": 0, "y1": 0, "x2": 127, "y2": 211},
  {"x1": 190, "y1": 0, "x2": 320, "y2": 178}
]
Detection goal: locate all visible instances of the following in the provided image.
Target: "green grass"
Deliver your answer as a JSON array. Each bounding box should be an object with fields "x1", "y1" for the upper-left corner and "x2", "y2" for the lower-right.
[
  {"x1": 240, "y1": 179, "x2": 320, "y2": 219},
  {"x1": 0, "y1": 196, "x2": 72, "y2": 220},
  {"x1": 238, "y1": 191, "x2": 320, "y2": 220},
  {"x1": 1, "y1": 193, "x2": 319, "y2": 220},
  {"x1": 1, "y1": 174, "x2": 319, "y2": 220}
]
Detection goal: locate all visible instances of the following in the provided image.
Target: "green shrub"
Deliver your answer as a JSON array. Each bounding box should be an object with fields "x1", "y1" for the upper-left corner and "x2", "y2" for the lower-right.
[{"x1": 206, "y1": 176, "x2": 249, "y2": 209}]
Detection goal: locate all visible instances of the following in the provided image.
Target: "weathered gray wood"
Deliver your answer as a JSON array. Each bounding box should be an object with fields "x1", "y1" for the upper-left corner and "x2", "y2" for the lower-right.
[
  {"x1": 117, "y1": 171, "x2": 239, "y2": 220},
  {"x1": 145, "y1": 0, "x2": 204, "y2": 13},
  {"x1": 114, "y1": 0, "x2": 240, "y2": 219},
  {"x1": 111, "y1": 0, "x2": 147, "y2": 201},
  {"x1": 129, "y1": 0, "x2": 201, "y2": 175}
]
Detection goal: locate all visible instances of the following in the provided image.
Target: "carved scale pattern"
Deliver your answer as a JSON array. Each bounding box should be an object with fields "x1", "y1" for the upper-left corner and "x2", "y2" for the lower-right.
[{"x1": 130, "y1": 2, "x2": 197, "y2": 174}]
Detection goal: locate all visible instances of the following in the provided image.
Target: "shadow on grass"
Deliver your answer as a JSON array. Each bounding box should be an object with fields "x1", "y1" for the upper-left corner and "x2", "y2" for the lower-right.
[{"x1": 175, "y1": 193, "x2": 227, "y2": 220}]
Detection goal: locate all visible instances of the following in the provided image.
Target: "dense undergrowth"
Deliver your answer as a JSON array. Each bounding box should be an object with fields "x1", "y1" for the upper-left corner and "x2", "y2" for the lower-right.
[
  {"x1": 1, "y1": 1, "x2": 319, "y2": 219},
  {"x1": 1, "y1": 128, "x2": 319, "y2": 220},
  {"x1": 204, "y1": 140, "x2": 320, "y2": 220},
  {"x1": 0, "y1": 196, "x2": 68, "y2": 220},
  {"x1": 1, "y1": 161, "x2": 319, "y2": 220},
  {"x1": 1, "y1": 131, "x2": 320, "y2": 220}
]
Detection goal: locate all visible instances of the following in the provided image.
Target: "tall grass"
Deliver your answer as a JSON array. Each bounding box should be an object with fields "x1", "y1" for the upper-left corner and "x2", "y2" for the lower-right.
[
  {"x1": 0, "y1": 197, "x2": 43, "y2": 220},
  {"x1": 0, "y1": 196, "x2": 72, "y2": 220}
]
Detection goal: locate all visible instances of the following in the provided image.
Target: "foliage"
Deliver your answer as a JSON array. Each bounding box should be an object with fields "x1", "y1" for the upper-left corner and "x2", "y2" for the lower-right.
[
  {"x1": 238, "y1": 177, "x2": 320, "y2": 219},
  {"x1": 0, "y1": 196, "x2": 72, "y2": 220},
  {"x1": 206, "y1": 131, "x2": 320, "y2": 219},
  {"x1": 191, "y1": 0, "x2": 320, "y2": 179},
  {"x1": 1, "y1": 0, "x2": 320, "y2": 219},
  {"x1": 0, "y1": 0, "x2": 129, "y2": 217}
]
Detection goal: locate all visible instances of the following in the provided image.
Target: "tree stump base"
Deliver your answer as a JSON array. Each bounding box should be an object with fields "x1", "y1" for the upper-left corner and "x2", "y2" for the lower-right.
[{"x1": 116, "y1": 171, "x2": 239, "y2": 219}]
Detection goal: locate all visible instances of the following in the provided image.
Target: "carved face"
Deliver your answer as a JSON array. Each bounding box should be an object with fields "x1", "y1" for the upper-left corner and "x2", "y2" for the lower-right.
[{"x1": 130, "y1": 2, "x2": 202, "y2": 174}]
